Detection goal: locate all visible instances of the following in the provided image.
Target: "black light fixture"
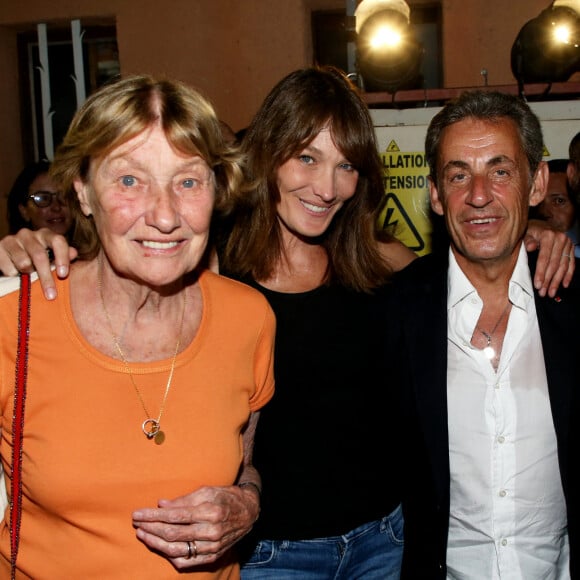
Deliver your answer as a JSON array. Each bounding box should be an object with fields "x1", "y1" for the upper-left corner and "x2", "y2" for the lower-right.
[
  {"x1": 511, "y1": 0, "x2": 580, "y2": 87},
  {"x1": 354, "y1": 0, "x2": 424, "y2": 93}
]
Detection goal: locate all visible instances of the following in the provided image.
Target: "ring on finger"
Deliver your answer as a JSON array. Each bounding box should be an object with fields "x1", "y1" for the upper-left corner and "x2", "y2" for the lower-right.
[
  {"x1": 562, "y1": 253, "x2": 572, "y2": 258},
  {"x1": 185, "y1": 540, "x2": 198, "y2": 559}
]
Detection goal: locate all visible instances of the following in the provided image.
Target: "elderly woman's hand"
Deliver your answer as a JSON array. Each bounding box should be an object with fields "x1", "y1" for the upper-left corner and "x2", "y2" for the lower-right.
[{"x1": 132, "y1": 484, "x2": 260, "y2": 570}]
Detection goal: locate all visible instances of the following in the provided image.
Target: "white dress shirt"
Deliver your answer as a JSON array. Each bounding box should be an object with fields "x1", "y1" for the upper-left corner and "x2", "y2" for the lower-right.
[{"x1": 446, "y1": 244, "x2": 569, "y2": 580}]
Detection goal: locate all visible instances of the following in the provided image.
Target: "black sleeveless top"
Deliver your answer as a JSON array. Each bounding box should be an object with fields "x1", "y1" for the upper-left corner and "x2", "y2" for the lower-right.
[{"x1": 235, "y1": 278, "x2": 401, "y2": 541}]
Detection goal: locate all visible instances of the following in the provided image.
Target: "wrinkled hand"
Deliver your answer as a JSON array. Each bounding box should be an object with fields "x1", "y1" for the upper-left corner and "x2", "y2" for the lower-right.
[
  {"x1": 0, "y1": 228, "x2": 76, "y2": 300},
  {"x1": 132, "y1": 485, "x2": 260, "y2": 570},
  {"x1": 525, "y1": 220, "x2": 575, "y2": 297}
]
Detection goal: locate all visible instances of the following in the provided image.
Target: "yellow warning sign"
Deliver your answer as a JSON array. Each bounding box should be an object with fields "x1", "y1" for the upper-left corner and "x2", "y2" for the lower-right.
[{"x1": 378, "y1": 141, "x2": 432, "y2": 256}]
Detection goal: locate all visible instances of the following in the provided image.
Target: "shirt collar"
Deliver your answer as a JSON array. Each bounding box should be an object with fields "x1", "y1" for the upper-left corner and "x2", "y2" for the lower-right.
[
  {"x1": 509, "y1": 244, "x2": 534, "y2": 309},
  {"x1": 447, "y1": 243, "x2": 534, "y2": 311},
  {"x1": 447, "y1": 249, "x2": 476, "y2": 310}
]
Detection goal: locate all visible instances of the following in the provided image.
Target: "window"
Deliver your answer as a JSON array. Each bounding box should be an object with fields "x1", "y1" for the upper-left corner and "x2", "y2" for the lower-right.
[{"x1": 18, "y1": 21, "x2": 120, "y2": 162}]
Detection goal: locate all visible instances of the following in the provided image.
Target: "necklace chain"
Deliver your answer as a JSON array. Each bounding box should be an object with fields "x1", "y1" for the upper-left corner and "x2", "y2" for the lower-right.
[
  {"x1": 97, "y1": 259, "x2": 187, "y2": 444},
  {"x1": 477, "y1": 301, "x2": 511, "y2": 362}
]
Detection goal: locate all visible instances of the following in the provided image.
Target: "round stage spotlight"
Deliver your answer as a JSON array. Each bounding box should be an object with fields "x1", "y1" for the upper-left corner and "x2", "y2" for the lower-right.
[
  {"x1": 355, "y1": 0, "x2": 424, "y2": 93},
  {"x1": 511, "y1": 2, "x2": 580, "y2": 84}
]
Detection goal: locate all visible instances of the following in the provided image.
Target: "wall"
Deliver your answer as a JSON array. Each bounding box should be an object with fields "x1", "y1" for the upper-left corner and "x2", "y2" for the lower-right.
[
  {"x1": 0, "y1": 0, "x2": 576, "y2": 236},
  {"x1": 439, "y1": 0, "x2": 580, "y2": 88},
  {"x1": 0, "y1": 0, "x2": 311, "y2": 235}
]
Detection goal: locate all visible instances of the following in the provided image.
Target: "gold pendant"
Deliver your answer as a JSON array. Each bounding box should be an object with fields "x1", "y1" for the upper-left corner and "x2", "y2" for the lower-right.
[
  {"x1": 142, "y1": 419, "x2": 165, "y2": 443},
  {"x1": 143, "y1": 418, "x2": 160, "y2": 440}
]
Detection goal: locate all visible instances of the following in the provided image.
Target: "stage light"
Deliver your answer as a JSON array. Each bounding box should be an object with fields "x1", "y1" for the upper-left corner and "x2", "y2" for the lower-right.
[
  {"x1": 355, "y1": 0, "x2": 424, "y2": 93},
  {"x1": 511, "y1": 1, "x2": 580, "y2": 85}
]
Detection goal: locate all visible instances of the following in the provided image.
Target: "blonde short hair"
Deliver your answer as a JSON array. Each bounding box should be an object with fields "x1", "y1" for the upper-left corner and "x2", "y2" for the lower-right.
[{"x1": 51, "y1": 74, "x2": 244, "y2": 259}]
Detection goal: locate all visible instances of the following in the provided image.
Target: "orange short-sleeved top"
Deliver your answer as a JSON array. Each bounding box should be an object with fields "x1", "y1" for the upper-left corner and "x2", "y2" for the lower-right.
[{"x1": 0, "y1": 269, "x2": 275, "y2": 579}]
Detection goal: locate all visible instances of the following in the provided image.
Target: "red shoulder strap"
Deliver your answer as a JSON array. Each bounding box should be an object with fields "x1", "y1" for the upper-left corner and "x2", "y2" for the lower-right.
[{"x1": 10, "y1": 273, "x2": 31, "y2": 579}]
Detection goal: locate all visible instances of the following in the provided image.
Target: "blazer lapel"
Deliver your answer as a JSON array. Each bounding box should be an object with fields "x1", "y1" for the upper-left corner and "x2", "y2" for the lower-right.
[{"x1": 404, "y1": 257, "x2": 450, "y2": 502}]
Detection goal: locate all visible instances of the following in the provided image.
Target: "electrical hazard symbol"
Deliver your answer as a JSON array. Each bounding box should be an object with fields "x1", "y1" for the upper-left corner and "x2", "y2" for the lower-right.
[
  {"x1": 380, "y1": 193, "x2": 426, "y2": 253},
  {"x1": 379, "y1": 142, "x2": 432, "y2": 256}
]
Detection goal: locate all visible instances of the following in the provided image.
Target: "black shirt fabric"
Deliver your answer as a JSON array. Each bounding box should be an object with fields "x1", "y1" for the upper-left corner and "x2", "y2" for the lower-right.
[{"x1": 234, "y1": 278, "x2": 401, "y2": 541}]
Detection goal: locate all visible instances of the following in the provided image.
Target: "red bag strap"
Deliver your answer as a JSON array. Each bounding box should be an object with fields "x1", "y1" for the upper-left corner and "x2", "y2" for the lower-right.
[{"x1": 10, "y1": 273, "x2": 31, "y2": 579}]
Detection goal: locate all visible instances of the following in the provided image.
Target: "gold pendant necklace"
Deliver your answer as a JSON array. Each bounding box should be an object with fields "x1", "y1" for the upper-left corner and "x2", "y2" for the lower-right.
[
  {"x1": 97, "y1": 259, "x2": 187, "y2": 445},
  {"x1": 477, "y1": 301, "x2": 511, "y2": 361}
]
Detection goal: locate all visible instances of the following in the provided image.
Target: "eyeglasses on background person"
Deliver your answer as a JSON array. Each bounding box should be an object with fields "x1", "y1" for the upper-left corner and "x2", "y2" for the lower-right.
[{"x1": 27, "y1": 190, "x2": 65, "y2": 208}]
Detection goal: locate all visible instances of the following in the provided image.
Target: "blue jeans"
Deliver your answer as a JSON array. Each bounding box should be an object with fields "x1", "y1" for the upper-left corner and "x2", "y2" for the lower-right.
[{"x1": 240, "y1": 504, "x2": 404, "y2": 580}]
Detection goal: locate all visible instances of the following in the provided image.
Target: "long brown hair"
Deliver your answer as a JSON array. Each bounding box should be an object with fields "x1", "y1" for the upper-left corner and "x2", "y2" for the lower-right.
[{"x1": 220, "y1": 66, "x2": 394, "y2": 292}]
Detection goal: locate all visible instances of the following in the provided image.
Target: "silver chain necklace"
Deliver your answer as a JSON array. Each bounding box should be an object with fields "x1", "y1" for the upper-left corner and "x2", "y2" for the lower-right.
[{"x1": 478, "y1": 301, "x2": 511, "y2": 361}]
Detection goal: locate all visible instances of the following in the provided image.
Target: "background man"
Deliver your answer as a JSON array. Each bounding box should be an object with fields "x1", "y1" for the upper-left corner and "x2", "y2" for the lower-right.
[{"x1": 532, "y1": 158, "x2": 580, "y2": 257}]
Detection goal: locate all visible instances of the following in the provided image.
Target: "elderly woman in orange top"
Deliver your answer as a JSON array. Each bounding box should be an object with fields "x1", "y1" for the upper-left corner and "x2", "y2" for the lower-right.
[{"x1": 0, "y1": 75, "x2": 275, "y2": 579}]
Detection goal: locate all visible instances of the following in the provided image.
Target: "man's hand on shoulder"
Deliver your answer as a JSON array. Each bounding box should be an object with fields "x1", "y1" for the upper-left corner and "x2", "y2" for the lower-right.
[{"x1": 0, "y1": 228, "x2": 76, "y2": 300}]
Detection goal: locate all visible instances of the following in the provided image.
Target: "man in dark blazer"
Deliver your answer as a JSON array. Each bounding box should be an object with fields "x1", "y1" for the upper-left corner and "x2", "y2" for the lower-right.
[{"x1": 388, "y1": 90, "x2": 580, "y2": 579}]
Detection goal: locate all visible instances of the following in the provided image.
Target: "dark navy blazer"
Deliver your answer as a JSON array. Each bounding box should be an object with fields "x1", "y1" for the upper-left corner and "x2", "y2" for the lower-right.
[{"x1": 386, "y1": 250, "x2": 580, "y2": 579}]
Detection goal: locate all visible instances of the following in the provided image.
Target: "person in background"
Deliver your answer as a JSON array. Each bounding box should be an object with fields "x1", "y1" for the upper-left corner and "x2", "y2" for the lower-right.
[
  {"x1": 567, "y1": 130, "x2": 580, "y2": 207},
  {"x1": 0, "y1": 68, "x2": 576, "y2": 580},
  {"x1": 531, "y1": 158, "x2": 580, "y2": 257},
  {"x1": 6, "y1": 160, "x2": 74, "y2": 238},
  {"x1": 0, "y1": 74, "x2": 275, "y2": 578},
  {"x1": 389, "y1": 90, "x2": 580, "y2": 579},
  {"x1": 568, "y1": 133, "x2": 580, "y2": 255}
]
